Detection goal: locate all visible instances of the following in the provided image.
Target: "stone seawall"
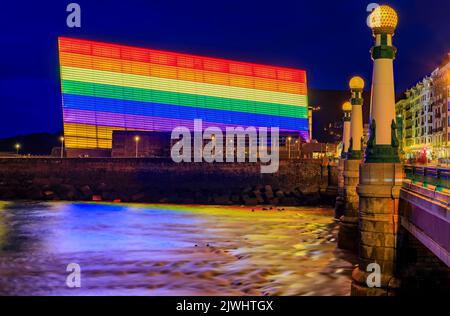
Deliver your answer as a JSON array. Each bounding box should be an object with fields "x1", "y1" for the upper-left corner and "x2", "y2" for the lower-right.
[{"x1": 0, "y1": 158, "x2": 336, "y2": 206}]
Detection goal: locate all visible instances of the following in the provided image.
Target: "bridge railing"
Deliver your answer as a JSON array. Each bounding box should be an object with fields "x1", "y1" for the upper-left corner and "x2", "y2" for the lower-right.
[{"x1": 404, "y1": 165, "x2": 450, "y2": 191}]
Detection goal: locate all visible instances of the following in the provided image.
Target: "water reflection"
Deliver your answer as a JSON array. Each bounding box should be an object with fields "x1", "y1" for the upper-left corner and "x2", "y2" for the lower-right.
[
  {"x1": 0, "y1": 201, "x2": 57, "y2": 252},
  {"x1": 0, "y1": 202, "x2": 355, "y2": 296}
]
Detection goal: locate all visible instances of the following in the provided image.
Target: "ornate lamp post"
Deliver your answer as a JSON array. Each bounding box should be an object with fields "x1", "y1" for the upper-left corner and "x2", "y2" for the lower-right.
[
  {"x1": 352, "y1": 5, "x2": 403, "y2": 296},
  {"x1": 348, "y1": 76, "x2": 365, "y2": 159},
  {"x1": 338, "y1": 76, "x2": 365, "y2": 251},
  {"x1": 365, "y1": 4, "x2": 400, "y2": 163}
]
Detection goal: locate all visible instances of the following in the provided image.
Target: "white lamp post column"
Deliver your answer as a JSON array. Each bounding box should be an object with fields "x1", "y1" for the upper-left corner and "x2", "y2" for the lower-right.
[
  {"x1": 342, "y1": 102, "x2": 352, "y2": 158},
  {"x1": 364, "y1": 4, "x2": 400, "y2": 163},
  {"x1": 352, "y1": 5, "x2": 403, "y2": 296},
  {"x1": 338, "y1": 76, "x2": 365, "y2": 251}
]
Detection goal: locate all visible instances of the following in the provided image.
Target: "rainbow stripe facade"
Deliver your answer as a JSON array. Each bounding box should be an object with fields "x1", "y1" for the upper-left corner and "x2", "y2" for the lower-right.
[{"x1": 59, "y1": 37, "x2": 309, "y2": 150}]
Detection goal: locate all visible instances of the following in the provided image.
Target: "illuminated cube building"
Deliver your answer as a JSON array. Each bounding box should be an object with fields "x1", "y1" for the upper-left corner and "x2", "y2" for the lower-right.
[{"x1": 58, "y1": 37, "x2": 310, "y2": 157}]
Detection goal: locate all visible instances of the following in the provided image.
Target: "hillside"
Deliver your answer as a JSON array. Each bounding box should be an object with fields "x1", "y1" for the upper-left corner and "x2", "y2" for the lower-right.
[{"x1": 0, "y1": 133, "x2": 62, "y2": 155}]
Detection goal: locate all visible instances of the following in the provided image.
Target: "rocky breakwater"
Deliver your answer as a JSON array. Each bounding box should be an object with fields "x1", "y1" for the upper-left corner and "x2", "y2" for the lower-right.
[{"x1": 0, "y1": 158, "x2": 336, "y2": 206}]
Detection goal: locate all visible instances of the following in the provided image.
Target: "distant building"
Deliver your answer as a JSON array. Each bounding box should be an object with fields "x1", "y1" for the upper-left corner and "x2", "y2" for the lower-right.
[
  {"x1": 395, "y1": 98, "x2": 409, "y2": 155},
  {"x1": 301, "y1": 142, "x2": 338, "y2": 160},
  {"x1": 395, "y1": 54, "x2": 450, "y2": 162},
  {"x1": 363, "y1": 123, "x2": 370, "y2": 147},
  {"x1": 112, "y1": 131, "x2": 171, "y2": 158},
  {"x1": 110, "y1": 130, "x2": 303, "y2": 160},
  {"x1": 432, "y1": 60, "x2": 450, "y2": 160},
  {"x1": 59, "y1": 37, "x2": 310, "y2": 158}
]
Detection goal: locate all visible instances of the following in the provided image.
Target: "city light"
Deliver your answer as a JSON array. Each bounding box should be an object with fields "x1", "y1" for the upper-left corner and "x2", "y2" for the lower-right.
[
  {"x1": 60, "y1": 136, "x2": 65, "y2": 159},
  {"x1": 134, "y1": 135, "x2": 140, "y2": 158},
  {"x1": 14, "y1": 143, "x2": 20, "y2": 155},
  {"x1": 287, "y1": 136, "x2": 292, "y2": 159},
  {"x1": 342, "y1": 102, "x2": 352, "y2": 112},
  {"x1": 349, "y1": 76, "x2": 365, "y2": 90},
  {"x1": 368, "y1": 5, "x2": 398, "y2": 33},
  {"x1": 395, "y1": 57, "x2": 450, "y2": 164}
]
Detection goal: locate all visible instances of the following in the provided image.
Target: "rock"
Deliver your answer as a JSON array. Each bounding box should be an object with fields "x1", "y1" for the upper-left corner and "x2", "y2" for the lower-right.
[
  {"x1": 194, "y1": 191, "x2": 208, "y2": 204},
  {"x1": 300, "y1": 186, "x2": 319, "y2": 195},
  {"x1": 47, "y1": 177, "x2": 63, "y2": 186},
  {"x1": 293, "y1": 189, "x2": 303, "y2": 199},
  {"x1": 80, "y1": 185, "x2": 93, "y2": 200},
  {"x1": 253, "y1": 190, "x2": 264, "y2": 204},
  {"x1": 275, "y1": 190, "x2": 285, "y2": 198},
  {"x1": 243, "y1": 195, "x2": 258, "y2": 206},
  {"x1": 280, "y1": 197, "x2": 298, "y2": 206},
  {"x1": 118, "y1": 193, "x2": 131, "y2": 202},
  {"x1": 304, "y1": 192, "x2": 321, "y2": 204},
  {"x1": 147, "y1": 191, "x2": 162, "y2": 203},
  {"x1": 0, "y1": 190, "x2": 15, "y2": 200},
  {"x1": 58, "y1": 184, "x2": 77, "y2": 200},
  {"x1": 102, "y1": 191, "x2": 117, "y2": 201},
  {"x1": 28, "y1": 186, "x2": 44, "y2": 200},
  {"x1": 180, "y1": 197, "x2": 195, "y2": 204},
  {"x1": 32, "y1": 178, "x2": 50, "y2": 186},
  {"x1": 243, "y1": 186, "x2": 252, "y2": 194},
  {"x1": 231, "y1": 195, "x2": 240, "y2": 203},
  {"x1": 213, "y1": 195, "x2": 231, "y2": 205},
  {"x1": 92, "y1": 195, "x2": 102, "y2": 201},
  {"x1": 96, "y1": 182, "x2": 108, "y2": 192},
  {"x1": 254, "y1": 184, "x2": 264, "y2": 191},
  {"x1": 168, "y1": 193, "x2": 180, "y2": 203},
  {"x1": 131, "y1": 193, "x2": 147, "y2": 202},
  {"x1": 264, "y1": 185, "x2": 274, "y2": 199},
  {"x1": 43, "y1": 190, "x2": 56, "y2": 200}
]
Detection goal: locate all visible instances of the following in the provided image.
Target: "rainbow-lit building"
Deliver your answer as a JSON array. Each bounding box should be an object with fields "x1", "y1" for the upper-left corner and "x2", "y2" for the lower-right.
[{"x1": 58, "y1": 37, "x2": 309, "y2": 157}]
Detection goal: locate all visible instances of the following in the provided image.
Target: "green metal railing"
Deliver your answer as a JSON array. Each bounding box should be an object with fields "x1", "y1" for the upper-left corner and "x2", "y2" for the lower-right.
[{"x1": 404, "y1": 165, "x2": 450, "y2": 191}]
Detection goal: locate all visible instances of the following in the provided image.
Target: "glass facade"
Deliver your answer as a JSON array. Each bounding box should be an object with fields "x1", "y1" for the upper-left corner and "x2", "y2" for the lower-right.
[{"x1": 58, "y1": 37, "x2": 309, "y2": 150}]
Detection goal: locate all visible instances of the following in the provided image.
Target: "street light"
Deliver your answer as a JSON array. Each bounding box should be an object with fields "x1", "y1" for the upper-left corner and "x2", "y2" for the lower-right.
[
  {"x1": 60, "y1": 136, "x2": 65, "y2": 159},
  {"x1": 15, "y1": 143, "x2": 21, "y2": 155},
  {"x1": 134, "y1": 135, "x2": 140, "y2": 158},
  {"x1": 287, "y1": 137, "x2": 292, "y2": 159}
]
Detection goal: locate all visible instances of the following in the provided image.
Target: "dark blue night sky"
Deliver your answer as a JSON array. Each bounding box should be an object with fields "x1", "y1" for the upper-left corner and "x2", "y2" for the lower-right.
[{"x1": 0, "y1": 0, "x2": 449, "y2": 137}]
